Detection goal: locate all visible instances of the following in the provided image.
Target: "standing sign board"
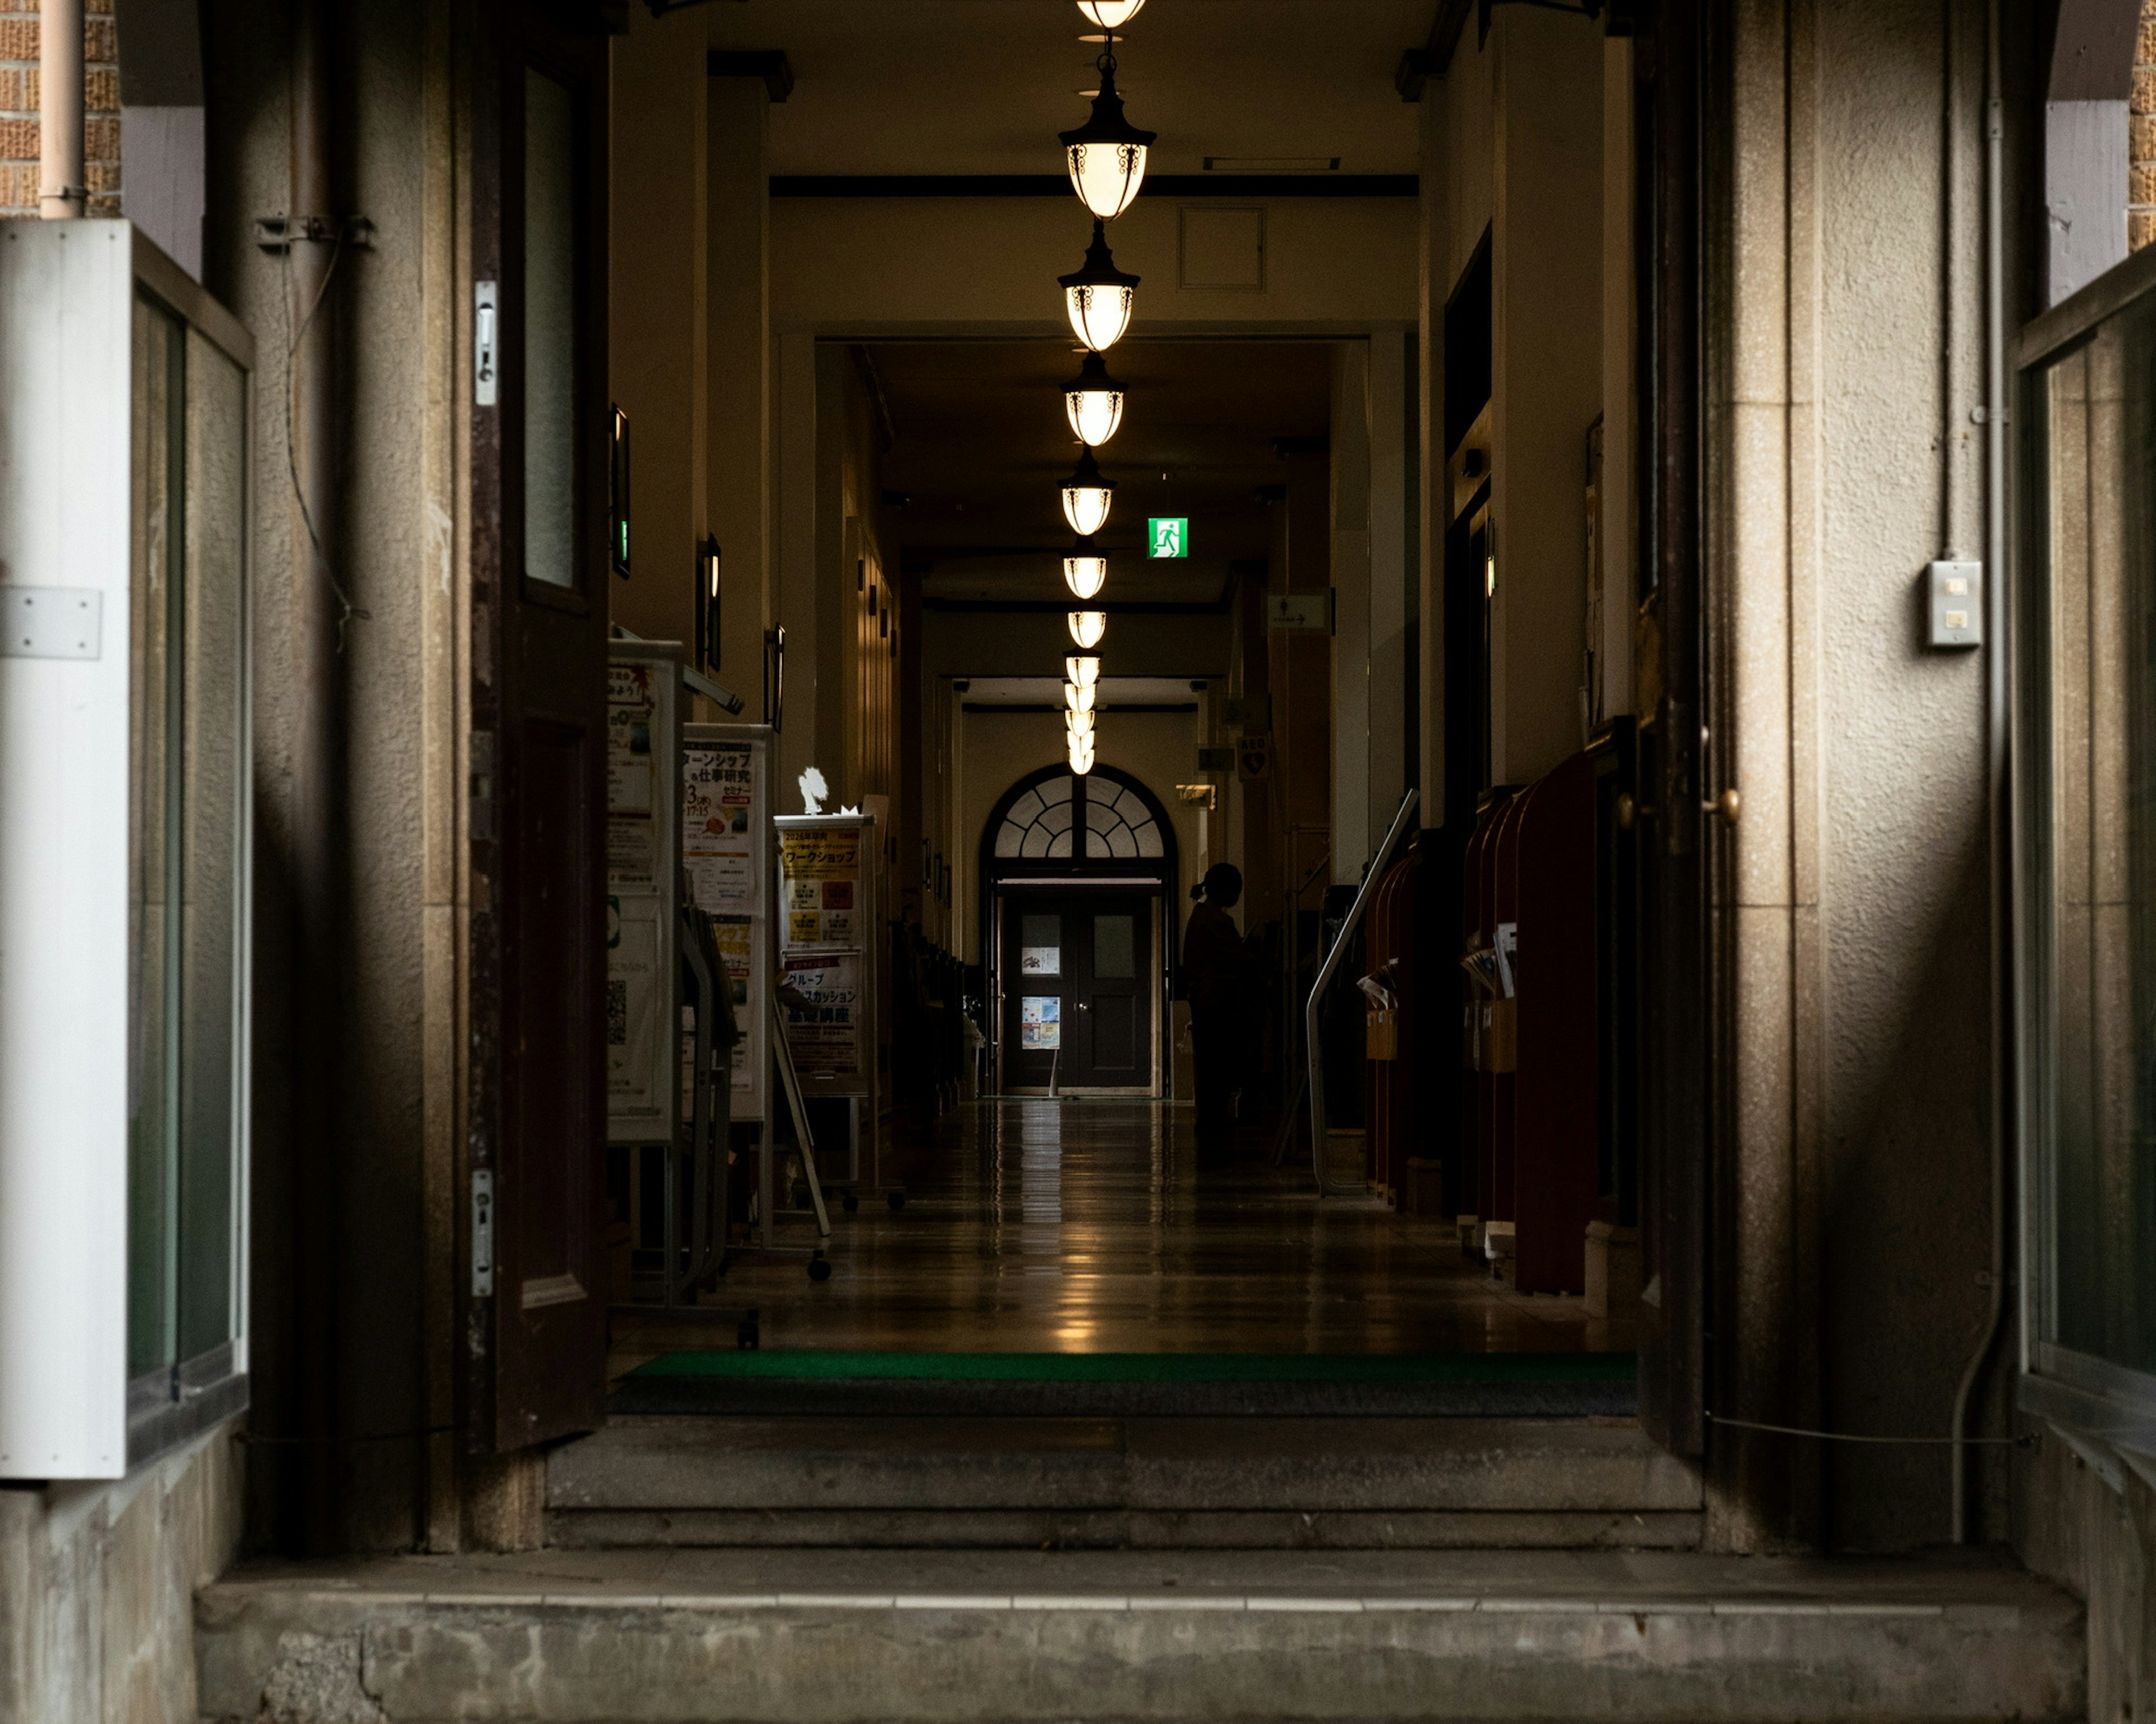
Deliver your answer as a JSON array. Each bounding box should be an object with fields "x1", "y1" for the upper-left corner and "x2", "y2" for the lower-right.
[
  {"x1": 775, "y1": 814, "x2": 883, "y2": 1186},
  {"x1": 606, "y1": 645, "x2": 684, "y2": 1146},
  {"x1": 683, "y1": 723, "x2": 771, "y2": 1125}
]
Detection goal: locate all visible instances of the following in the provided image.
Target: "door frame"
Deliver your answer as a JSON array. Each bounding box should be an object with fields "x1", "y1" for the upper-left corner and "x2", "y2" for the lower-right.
[{"x1": 993, "y1": 884, "x2": 1164, "y2": 1097}]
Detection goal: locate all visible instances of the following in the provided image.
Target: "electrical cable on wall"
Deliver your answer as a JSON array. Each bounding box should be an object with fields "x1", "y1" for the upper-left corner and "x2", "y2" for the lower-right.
[{"x1": 280, "y1": 228, "x2": 369, "y2": 648}]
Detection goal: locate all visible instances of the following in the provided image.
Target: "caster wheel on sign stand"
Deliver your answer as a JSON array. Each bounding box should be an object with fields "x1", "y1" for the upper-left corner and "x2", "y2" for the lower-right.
[
  {"x1": 808, "y1": 1254, "x2": 833, "y2": 1283},
  {"x1": 887, "y1": 1190, "x2": 907, "y2": 1211},
  {"x1": 737, "y1": 1322, "x2": 760, "y2": 1351}
]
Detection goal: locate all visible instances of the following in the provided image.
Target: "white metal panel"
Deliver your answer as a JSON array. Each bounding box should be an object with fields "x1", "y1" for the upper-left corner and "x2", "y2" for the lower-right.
[{"x1": 0, "y1": 222, "x2": 136, "y2": 1478}]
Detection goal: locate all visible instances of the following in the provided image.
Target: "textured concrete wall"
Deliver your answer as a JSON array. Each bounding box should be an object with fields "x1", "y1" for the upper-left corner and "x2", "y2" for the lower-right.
[
  {"x1": 2015, "y1": 1436, "x2": 2155, "y2": 1723},
  {"x1": 0, "y1": 1418, "x2": 243, "y2": 1724},
  {"x1": 201, "y1": 0, "x2": 461, "y2": 1554}
]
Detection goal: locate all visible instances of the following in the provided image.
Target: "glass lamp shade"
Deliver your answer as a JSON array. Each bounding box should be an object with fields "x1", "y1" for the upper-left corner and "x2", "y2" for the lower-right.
[
  {"x1": 1067, "y1": 654, "x2": 1101, "y2": 689},
  {"x1": 1065, "y1": 351, "x2": 1127, "y2": 447},
  {"x1": 1065, "y1": 680, "x2": 1097, "y2": 715},
  {"x1": 1077, "y1": 0, "x2": 1148, "y2": 26},
  {"x1": 1065, "y1": 708, "x2": 1096, "y2": 740},
  {"x1": 1068, "y1": 731, "x2": 1098, "y2": 776},
  {"x1": 1061, "y1": 447, "x2": 1116, "y2": 537},
  {"x1": 1059, "y1": 220, "x2": 1141, "y2": 351},
  {"x1": 1068, "y1": 610, "x2": 1107, "y2": 650},
  {"x1": 1064, "y1": 542, "x2": 1109, "y2": 601},
  {"x1": 1061, "y1": 63, "x2": 1155, "y2": 221}
]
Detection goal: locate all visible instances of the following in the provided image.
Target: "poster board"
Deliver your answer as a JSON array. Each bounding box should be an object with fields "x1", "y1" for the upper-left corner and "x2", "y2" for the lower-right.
[
  {"x1": 683, "y1": 722, "x2": 771, "y2": 1125},
  {"x1": 606, "y1": 646, "x2": 683, "y2": 1145},
  {"x1": 775, "y1": 813, "x2": 883, "y2": 1181}
]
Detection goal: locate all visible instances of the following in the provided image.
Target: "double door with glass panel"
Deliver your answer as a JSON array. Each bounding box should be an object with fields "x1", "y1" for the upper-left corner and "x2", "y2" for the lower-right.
[{"x1": 1001, "y1": 891, "x2": 1155, "y2": 1094}]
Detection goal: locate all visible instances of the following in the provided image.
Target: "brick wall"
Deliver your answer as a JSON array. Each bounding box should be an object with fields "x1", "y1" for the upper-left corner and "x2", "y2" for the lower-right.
[
  {"x1": 2135, "y1": 0, "x2": 2156, "y2": 250},
  {"x1": 0, "y1": 0, "x2": 121, "y2": 219}
]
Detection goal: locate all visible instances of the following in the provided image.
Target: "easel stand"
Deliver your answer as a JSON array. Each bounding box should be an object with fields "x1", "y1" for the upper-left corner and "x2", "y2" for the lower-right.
[{"x1": 743, "y1": 990, "x2": 834, "y2": 1277}]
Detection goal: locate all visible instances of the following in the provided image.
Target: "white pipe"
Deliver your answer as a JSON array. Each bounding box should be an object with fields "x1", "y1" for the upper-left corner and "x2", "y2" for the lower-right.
[
  {"x1": 38, "y1": 0, "x2": 84, "y2": 219},
  {"x1": 1951, "y1": 0, "x2": 2009, "y2": 1546}
]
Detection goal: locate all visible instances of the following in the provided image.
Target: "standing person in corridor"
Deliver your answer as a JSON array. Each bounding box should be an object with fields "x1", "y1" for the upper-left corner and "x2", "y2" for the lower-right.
[{"x1": 1183, "y1": 863, "x2": 1258, "y2": 1151}]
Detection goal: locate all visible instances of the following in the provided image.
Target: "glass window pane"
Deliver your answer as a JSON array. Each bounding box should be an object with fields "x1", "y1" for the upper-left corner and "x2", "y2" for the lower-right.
[
  {"x1": 2038, "y1": 315, "x2": 2156, "y2": 1374},
  {"x1": 524, "y1": 67, "x2": 576, "y2": 588},
  {"x1": 176, "y1": 329, "x2": 246, "y2": 1362},
  {"x1": 1094, "y1": 914, "x2": 1135, "y2": 978},
  {"x1": 127, "y1": 296, "x2": 182, "y2": 1379},
  {"x1": 1021, "y1": 914, "x2": 1060, "y2": 976}
]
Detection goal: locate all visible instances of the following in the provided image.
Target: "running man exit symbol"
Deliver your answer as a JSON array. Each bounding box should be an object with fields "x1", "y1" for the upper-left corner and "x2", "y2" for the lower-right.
[{"x1": 1148, "y1": 517, "x2": 1189, "y2": 559}]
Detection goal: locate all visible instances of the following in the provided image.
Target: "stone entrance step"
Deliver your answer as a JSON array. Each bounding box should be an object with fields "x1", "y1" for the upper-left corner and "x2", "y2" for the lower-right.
[
  {"x1": 195, "y1": 1547, "x2": 2084, "y2": 1723},
  {"x1": 545, "y1": 1416, "x2": 1705, "y2": 1549}
]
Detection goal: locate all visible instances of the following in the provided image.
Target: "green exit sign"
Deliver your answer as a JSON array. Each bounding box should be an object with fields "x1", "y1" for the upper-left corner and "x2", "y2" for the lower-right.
[{"x1": 1148, "y1": 518, "x2": 1189, "y2": 559}]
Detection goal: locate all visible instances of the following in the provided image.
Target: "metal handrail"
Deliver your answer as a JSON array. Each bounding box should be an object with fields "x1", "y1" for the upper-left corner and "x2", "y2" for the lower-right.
[{"x1": 1304, "y1": 789, "x2": 1420, "y2": 1195}]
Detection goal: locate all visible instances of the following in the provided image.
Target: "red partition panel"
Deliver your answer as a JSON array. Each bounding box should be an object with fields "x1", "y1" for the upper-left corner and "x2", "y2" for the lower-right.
[{"x1": 1514, "y1": 751, "x2": 1600, "y2": 1293}]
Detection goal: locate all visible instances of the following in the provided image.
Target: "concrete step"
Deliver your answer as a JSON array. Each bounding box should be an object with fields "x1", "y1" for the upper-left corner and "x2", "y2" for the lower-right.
[
  {"x1": 545, "y1": 1416, "x2": 1706, "y2": 1549},
  {"x1": 195, "y1": 1547, "x2": 2085, "y2": 1723}
]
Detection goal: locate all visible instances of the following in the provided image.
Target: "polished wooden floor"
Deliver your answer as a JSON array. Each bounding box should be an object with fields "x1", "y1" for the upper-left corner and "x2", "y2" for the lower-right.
[{"x1": 610, "y1": 1100, "x2": 1632, "y2": 1379}]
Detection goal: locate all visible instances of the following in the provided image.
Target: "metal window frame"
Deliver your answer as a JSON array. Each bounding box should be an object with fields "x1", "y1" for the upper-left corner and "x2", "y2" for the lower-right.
[{"x1": 2011, "y1": 240, "x2": 2156, "y2": 1473}]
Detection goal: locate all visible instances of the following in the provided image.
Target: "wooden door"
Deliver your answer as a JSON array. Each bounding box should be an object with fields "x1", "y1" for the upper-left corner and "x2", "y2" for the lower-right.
[
  {"x1": 1632, "y1": 0, "x2": 1711, "y2": 1460},
  {"x1": 1068, "y1": 894, "x2": 1152, "y2": 1090},
  {"x1": 465, "y1": 0, "x2": 612, "y2": 1453}
]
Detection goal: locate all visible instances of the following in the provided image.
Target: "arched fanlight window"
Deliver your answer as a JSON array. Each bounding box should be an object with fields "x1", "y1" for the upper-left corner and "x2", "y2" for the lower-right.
[{"x1": 992, "y1": 770, "x2": 1164, "y2": 861}]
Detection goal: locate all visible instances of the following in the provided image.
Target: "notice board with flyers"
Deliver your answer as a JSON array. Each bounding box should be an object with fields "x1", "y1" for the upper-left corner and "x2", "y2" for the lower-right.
[
  {"x1": 683, "y1": 722, "x2": 771, "y2": 1127},
  {"x1": 775, "y1": 813, "x2": 883, "y2": 1182},
  {"x1": 606, "y1": 644, "x2": 685, "y2": 1146}
]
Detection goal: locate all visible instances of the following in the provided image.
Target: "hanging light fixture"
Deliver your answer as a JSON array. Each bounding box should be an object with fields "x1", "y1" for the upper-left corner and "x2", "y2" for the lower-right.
[
  {"x1": 1061, "y1": 447, "x2": 1116, "y2": 537},
  {"x1": 1076, "y1": 0, "x2": 1148, "y2": 26},
  {"x1": 1064, "y1": 351, "x2": 1127, "y2": 447},
  {"x1": 1059, "y1": 219, "x2": 1141, "y2": 352},
  {"x1": 1064, "y1": 537, "x2": 1109, "y2": 601},
  {"x1": 1067, "y1": 654, "x2": 1101, "y2": 689},
  {"x1": 1066, "y1": 707, "x2": 1097, "y2": 739},
  {"x1": 1065, "y1": 679, "x2": 1097, "y2": 715},
  {"x1": 1061, "y1": 43, "x2": 1155, "y2": 221},
  {"x1": 1068, "y1": 610, "x2": 1107, "y2": 650},
  {"x1": 1068, "y1": 728, "x2": 1098, "y2": 776}
]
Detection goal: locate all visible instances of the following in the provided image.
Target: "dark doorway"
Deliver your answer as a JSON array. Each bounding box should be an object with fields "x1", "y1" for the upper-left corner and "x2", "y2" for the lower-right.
[{"x1": 999, "y1": 890, "x2": 1159, "y2": 1095}]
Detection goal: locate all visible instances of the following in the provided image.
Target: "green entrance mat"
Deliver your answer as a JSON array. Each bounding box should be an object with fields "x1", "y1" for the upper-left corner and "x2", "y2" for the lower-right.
[{"x1": 629, "y1": 1351, "x2": 1635, "y2": 1384}]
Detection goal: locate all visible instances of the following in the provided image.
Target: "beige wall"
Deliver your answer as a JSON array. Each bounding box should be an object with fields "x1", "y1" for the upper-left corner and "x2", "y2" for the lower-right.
[{"x1": 771, "y1": 195, "x2": 1418, "y2": 335}]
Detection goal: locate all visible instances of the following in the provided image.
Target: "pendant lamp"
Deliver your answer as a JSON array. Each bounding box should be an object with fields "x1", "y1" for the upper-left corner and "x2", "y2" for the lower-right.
[
  {"x1": 1059, "y1": 219, "x2": 1140, "y2": 352},
  {"x1": 1077, "y1": 0, "x2": 1147, "y2": 26},
  {"x1": 1065, "y1": 679, "x2": 1097, "y2": 715},
  {"x1": 1065, "y1": 708, "x2": 1096, "y2": 740},
  {"x1": 1061, "y1": 447, "x2": 1116, "y2": 537},
  {"x1": 1064, "y1": 538, "x2": 1109, "y2": 601},
  {"x1": 1067, "y1": 654, "x2": 1100, "y2": 689},
  {"x1": 1068, "y1": 610, "x2": 1107, "y2": 650},
  {"x1": 1061, "y1": 55, "x2": 1155, "y2": 221},
  {"x1": 1065, "y1": 351, "x2": 1127, "y2": 447},
  {"x1": 1068, "y1": 729, "x2": 1098, "y2": 775}
]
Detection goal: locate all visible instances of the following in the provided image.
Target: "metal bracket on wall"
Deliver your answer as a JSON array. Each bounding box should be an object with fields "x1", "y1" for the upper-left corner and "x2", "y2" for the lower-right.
[{"x1": 253, "y1": 214, "x2": 376, "y2": 254}]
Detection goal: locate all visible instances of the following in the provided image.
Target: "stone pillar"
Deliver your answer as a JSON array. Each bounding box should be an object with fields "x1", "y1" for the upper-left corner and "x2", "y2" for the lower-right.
[{"x1": 707, "y1": 70, "x2": 771, "y2": 712}]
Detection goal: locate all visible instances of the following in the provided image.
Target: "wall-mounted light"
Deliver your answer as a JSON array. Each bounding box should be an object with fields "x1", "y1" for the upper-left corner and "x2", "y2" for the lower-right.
[
  {"x1": 1064, "y1": 351, "x2": 1127, "y2": 447},
  {"x1": 1059, "y1": 219, "x2": 1140, "y2": 351},
  {"x1": 1067, "y1": 610, "x2": 1107, "y2": 650},
  {"x1": 696, "y1": 533, "x2": 721, "y2": 673},
  {"x1": 1061, "y1": 448, "x2": 1116, "y2": 537},
  {"x1": 1077, "y1": 0, "x2": 1147, "y2": 26},
  {"x1": 1065, "y1": 538, "x2": 1109, "y2": 600},
  {"x1": 1067, "y1": 654, "x2": 1100, "y2": 689},
  {"x1": 1061, "y1": 49, "x2": 1155, "y2": 221}
]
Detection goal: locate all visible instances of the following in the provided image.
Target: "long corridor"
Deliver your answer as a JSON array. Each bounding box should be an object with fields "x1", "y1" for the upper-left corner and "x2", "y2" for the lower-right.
[{"x1": 610, "y1": 1101, "x2": 1632, "y2": 1379}]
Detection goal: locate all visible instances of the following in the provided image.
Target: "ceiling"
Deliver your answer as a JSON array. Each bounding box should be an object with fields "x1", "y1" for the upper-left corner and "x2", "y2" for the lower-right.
[
  {"x1": 864, "y1": 337, "x2": 1333, "y2": 603},
  {"x1": 705, "y1": 0, "x2": 1432, "y2": 177}
]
